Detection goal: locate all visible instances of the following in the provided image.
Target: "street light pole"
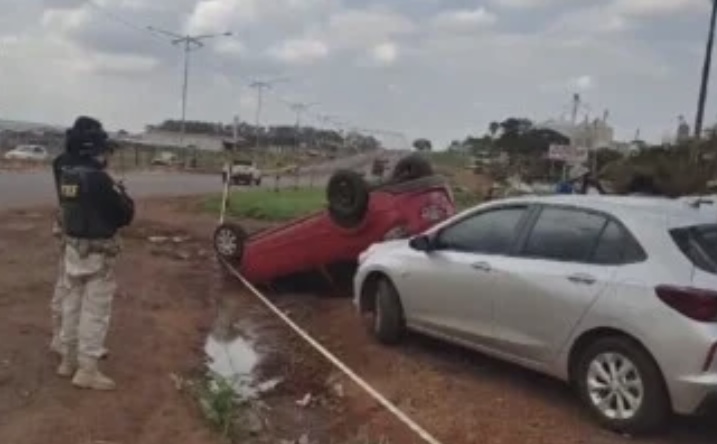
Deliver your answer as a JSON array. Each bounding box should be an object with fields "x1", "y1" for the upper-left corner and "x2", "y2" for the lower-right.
[
  {"x1": 147, "y1": 26, "x2": 232, "y2": 163},
  {"x1": 694, "y1": 0, "x2": 717, "y2": 145}
]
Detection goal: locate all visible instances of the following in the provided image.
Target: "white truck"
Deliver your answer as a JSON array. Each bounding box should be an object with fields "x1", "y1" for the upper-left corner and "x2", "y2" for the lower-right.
[{"x1": 222, "y1": 159, "x2": 262, "y2": 186}]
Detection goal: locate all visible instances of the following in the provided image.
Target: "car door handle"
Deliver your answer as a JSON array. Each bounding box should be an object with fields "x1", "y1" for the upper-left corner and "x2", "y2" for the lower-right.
[
  {"x1": 567, "y1": 273, "x2": 596, "y2": 285},
  {"x1": 471, "y1": 261, "x2": 492, "y2": 272}
]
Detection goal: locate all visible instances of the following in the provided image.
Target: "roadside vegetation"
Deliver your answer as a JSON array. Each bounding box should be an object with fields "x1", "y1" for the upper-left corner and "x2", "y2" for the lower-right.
[
  {"x1": 203, "y1": 179, "x2": 483, "y2": 224},
  {"x1": 204, "y1": 188, "x2": 327, "y2": 221}
]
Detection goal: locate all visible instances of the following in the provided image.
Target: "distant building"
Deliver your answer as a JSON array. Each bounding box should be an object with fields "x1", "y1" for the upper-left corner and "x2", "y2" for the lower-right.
[
  {"x1": 676, "y1": 115, "x2": 691, "y2": 144},
  {"x1": 125, "y1": 128, "x2": 225, "y2": 151},
  {"x1": 537, "y1": 117, "x2": 615, "y2": 150}
]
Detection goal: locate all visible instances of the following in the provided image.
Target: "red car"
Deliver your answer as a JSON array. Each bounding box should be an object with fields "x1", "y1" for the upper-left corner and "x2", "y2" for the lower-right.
[{"x1": 213, "y1": 155, "x2": 456, "y2": 284}]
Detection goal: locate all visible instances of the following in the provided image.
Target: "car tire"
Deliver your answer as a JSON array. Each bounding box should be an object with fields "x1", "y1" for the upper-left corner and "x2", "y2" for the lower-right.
[
  {"x1": 255, "y1": 177, "x2": 262, "y2": 186},
  {"x1": 327, "y1": 169, "x2": 369, "y2": 228},
  {"x1": 390, "y1": 154, "x2": 434, "y2": 182},
  {"x1": 372, "y1": 278, "x2": 405, "y2": 345},
  {"x1": 575, "y1": 336, "x2": 670, "y2": 435},
  {"x1": 213, "y1": 222, "x2": 248, "y2": 262}
]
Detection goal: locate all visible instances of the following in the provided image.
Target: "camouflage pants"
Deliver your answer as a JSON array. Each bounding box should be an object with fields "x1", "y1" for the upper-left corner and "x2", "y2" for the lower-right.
[
  {"x1": 50, "y1": 219, "x2": 68, "y2": 351},
  {"x1": 51, "y1": 245, "x2": 70, "y2": 350},
  {"x1": 59, "y1": 238, "x2": 119, "y2": 360}
]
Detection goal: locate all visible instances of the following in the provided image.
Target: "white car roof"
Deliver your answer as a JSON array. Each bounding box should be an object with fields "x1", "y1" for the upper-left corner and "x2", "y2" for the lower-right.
[{"x1": 488, "y1": 194, "x2": 717, "y2": 230}]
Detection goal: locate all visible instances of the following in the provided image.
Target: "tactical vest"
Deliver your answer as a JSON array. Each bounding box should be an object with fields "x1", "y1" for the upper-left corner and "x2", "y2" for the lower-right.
[{"x1": 59, "y1": 165, "x2": 117, "y2": 239}]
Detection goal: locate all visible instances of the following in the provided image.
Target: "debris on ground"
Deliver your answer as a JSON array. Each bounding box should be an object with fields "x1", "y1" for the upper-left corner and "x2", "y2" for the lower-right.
[{"x1": 295, "y1": 392, "x2": 314, "y2": 408}]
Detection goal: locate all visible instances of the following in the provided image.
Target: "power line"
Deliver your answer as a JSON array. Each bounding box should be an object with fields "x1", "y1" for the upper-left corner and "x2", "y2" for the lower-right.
[
  {"x1": 76, "y1": 1, "x2": 388, "y2": 149},
  {"x1": 147, "y1": 26, "x2": 233, "y2": 153},
  {"x1": 249, "y1": 77, "x2": 290, "y2": 149},
  {"x1": 87, "y1": 0, "x2": 160, "y2": 40}
]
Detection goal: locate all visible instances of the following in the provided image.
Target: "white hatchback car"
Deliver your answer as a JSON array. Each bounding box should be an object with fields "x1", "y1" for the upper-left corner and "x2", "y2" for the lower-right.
[
  {"x1": 3, "y1": 145, "x2": 48, "y2": 161},
  {"x1": 354, "y1": 195, "x2": 717, "y2": 434}
]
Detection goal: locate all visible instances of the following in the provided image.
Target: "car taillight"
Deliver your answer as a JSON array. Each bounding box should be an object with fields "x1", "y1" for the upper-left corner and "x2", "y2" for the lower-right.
[
  {"x1": 656, "y1": 285, "x2": 717, "y2": 322},
  {"x1": 384, "y1": 225, "x2": 409, "y2": 240}
]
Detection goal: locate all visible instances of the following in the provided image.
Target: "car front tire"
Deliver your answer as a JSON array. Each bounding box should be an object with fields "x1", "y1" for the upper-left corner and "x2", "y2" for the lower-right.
[
  {"x1": 575, "y1": 336, "x2": 670, "y2": 435},
  {"x1": 213, "y1": 222, "x2": 247, "y2": 262},
  {"x1": 372, "y1": 278, "x2": 405, "y2": 345}
]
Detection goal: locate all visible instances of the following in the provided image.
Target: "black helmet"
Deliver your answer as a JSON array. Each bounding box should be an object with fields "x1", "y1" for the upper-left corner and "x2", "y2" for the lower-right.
[{"x1": 66, "y1": 116, "x2": 110, "y2": 157}]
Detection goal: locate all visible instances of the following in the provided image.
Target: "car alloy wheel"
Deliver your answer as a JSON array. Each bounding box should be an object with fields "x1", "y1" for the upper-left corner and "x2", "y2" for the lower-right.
[
  {"x1": 586, "y1": 352, "x2": 644, "y2": 421},
  {"x1": 215, "y1": 227, "x2": 238, "y2": 257},
  {"x1": 575, "y1": 336, "x2": 669, "y2": 435}
]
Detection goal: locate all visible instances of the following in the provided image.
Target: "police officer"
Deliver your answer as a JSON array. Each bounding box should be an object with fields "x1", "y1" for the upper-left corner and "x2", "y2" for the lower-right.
[
  {"x1": 49, "y1": 131, "x2": 79, "y2": 356},
  {"x1": 57, "y1": 116, "x2": 134, "y2": 391},
  {"x1": 50, "y1": 125, "x2": 109, "y2": 359}
]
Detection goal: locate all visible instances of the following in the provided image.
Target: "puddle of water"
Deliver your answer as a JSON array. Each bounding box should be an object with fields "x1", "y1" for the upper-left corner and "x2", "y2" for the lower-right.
[{"x1": 204, "y1": 326, "x2": 282, "y2": 401}]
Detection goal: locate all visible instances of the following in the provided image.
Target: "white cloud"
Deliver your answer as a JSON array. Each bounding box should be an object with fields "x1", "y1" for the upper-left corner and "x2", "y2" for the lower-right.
[
  {"x1": 213, "y1": 39, "x2": 246, "y2": 55},
  {"x1": 325, "y1": 7, "x2": 415, "y2": 49},
  {"x1": 432, "y1": 7, "x2": 497, "y2": 30},
  {"x1": 370, "y1": 42, "x2": 399, "y2": 65},
  {"x1": 546, "y1": 6, "x2": 630, "y2": 36},
  {"x1": 611, "y1": 0, "x2": 709, "y2": 17},
  {"x1": 186, "y1": 0, "x2": 257, "y2": 34},
  {"x1": 489, "y1": 0, "x2": 556, "y2": 9},
  {"x1": 185, "y1": 0, "x2": 334, "y2": 34},
  {"x1": 570, "y1": 75, "x2": 595, "y2": 91},
  {"x1": 74, "y1": 52, "x2": 160, "y2": 74},
  {"x1": 268, "y1": 37, "x2": 330, "y2": 64},
  {"x1": 41, "y1": 7, "x2": 91, "y2": 32}
]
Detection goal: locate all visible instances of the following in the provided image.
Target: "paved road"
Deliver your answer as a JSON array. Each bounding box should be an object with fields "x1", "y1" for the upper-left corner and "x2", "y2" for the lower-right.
[{"x1": 0, "y1": 151, "x2": 392, "y2": 209}]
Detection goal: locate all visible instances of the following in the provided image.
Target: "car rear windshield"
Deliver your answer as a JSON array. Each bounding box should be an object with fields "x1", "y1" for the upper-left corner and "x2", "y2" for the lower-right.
[
  {"x1": 233, "y1": 160, "x2": 253, "y2": 166},
  {"x1": 670, "y1": 224, "x2": 717, "y2": 274}
]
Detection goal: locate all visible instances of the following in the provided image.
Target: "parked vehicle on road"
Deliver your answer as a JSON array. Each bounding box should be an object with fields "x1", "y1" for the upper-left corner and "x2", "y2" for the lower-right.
[
  {"x1": 150, "y1": 151, "x2": 180, "y2": 167},
  {"x1": 223, "y1": 159, "x2": 262, "y2": 186},
  {"x1": 3, "y1": 145, "x2": 48, "y2": 161},
  {"x1": 213, "y1": 154, "x2": 455, "y2": 284},
  {"x1": 354, "y1": 194, "x2": 717, "y2": 434}
]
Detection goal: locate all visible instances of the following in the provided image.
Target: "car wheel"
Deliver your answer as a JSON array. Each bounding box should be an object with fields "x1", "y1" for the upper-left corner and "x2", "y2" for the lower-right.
[
  {"x1": 575, "y1": 336, "x2": 670, "y2": 435},
  {"x1": 327, "y1": 169, "x2": 369, "y2": 228},
  {"x1": 372, "y1": 278, "x2": 405, "y2": 345},
  {"x1": 255, "y1": 177, "x2": 262, "y2": 186},
  {"x1": 213, "y1": 222, "x2": 247, "y2": 262},
  {"x1": 390, "y1": 154, "x2": 434, "y2": 182}
]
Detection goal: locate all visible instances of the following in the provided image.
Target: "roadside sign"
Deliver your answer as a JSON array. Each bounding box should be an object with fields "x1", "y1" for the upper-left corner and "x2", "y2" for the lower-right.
[{"x1": 548, "y1": 144, "x2": 589, "y2": 165}]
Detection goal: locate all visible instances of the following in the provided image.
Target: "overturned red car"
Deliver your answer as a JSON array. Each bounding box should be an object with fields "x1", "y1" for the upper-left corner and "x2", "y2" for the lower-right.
[{"x1": 212, "y1": 154, "x2": 456, "y2": 284}]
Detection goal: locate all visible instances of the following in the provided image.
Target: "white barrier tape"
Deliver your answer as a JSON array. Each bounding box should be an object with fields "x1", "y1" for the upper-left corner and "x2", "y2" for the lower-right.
[{"x1": 219, "y1": 258, "x2": 444, "y2": 444}]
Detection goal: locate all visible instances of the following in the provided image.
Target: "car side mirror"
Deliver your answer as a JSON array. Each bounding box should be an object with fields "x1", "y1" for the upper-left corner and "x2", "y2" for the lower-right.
[{"x1": 409, "y1": 235, "x2": 433, "y2": 252}]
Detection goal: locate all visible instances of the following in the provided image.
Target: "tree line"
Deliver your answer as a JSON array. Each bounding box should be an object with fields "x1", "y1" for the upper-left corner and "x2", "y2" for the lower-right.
[{"x1": 150, "y1": 119, "x2": 381, "y2": 151}]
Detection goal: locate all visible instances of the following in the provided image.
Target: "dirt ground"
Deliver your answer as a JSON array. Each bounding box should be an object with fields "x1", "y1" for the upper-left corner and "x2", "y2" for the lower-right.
[{"x1": 1, "y1": 197, "x2": 716, "y2": 444}]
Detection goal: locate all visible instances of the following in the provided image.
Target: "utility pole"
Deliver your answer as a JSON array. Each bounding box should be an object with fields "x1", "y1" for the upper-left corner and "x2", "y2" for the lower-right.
[
  {"x1": 316, "y1": 113, "x2": 338, "y2": 153},
  {"x1": 249, "y1": 77, "x2": 289, "y2": 151},
  {"x1": 695, "y1": 0, "x2": 717, "y2": 142},
  {"x1": 571, "y1": 93, "x2": 580, "y2": 125},
  {"x1": 148, "y1": 26, "x2": 232, "y2": 165},
  {"x1": 283, "y1": 100, "x2": 318, "y2": 150}
]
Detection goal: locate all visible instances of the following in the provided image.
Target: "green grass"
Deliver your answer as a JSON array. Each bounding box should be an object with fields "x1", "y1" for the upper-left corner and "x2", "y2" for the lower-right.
[{"x1": 204, "y1": 188, "x2": 326, "y2": 221}]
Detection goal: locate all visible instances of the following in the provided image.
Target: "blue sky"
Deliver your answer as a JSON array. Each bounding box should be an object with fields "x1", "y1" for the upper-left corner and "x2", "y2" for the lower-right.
[{"x1": 0, "y1": 0, "x2": 714, "y2": 148}]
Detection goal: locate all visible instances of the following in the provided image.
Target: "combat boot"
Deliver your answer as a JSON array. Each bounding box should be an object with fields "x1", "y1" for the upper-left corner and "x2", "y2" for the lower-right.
[
  {"x1": 72, "y1": 356, "x2": 116, "y2": 391},
  {"x1": 56, "y1": 346, "x2": 77, "y2": 378}
]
